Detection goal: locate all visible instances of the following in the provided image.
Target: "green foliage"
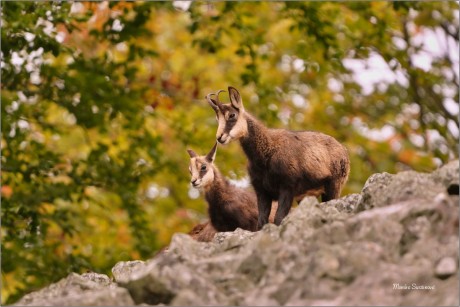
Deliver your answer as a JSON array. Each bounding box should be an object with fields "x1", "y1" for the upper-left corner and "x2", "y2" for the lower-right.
[
  {"x1": 2, "y1": 1, "x2": 458, "y2": 304},
  {"x1": 2, "y1": 2, "x2": 163, "y2": 303}
]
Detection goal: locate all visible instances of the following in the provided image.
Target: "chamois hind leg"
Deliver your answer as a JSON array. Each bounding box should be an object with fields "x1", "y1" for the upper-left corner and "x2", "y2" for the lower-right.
[
  {"x1": 322, "y1": 178, "x2": 342, "y2": 202},
  {"x1": 274, "y1": 190, "x2": 294, "y2": 225},
  {"x1": 257, "y1": 192, "x2": 273, "y2": 230}
]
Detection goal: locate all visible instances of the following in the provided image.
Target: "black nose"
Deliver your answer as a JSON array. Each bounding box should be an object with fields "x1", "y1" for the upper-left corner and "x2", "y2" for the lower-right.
[
  {"x1": 191, "y1": 179, "x2": 197, "y2": 184},
  {"x1": 217, "y1": 135, "x2": 224, "y2": 143}
]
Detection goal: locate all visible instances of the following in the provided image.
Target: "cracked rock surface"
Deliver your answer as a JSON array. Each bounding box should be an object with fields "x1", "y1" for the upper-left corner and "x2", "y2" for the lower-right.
[{"x1": 14, "y1": 161, "x2": 459, "y2": 306}]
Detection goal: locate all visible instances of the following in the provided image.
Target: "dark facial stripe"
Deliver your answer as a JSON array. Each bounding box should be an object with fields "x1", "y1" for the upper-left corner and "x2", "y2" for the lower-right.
[
  {"x1": 220, "y1": 106, "x2": 239, "y2": 135},
  {"x1": 195, "y1": 160, "x2": 207, "y2": 179},
  {"x1": 224, "y1": 118, "x2": 237, "y2": 135}
]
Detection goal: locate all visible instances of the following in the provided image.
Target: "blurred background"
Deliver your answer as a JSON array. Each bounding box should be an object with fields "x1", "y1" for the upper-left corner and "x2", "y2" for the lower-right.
[{"x1": 1, "y1": 1, "x2": 458, "y2": 304}]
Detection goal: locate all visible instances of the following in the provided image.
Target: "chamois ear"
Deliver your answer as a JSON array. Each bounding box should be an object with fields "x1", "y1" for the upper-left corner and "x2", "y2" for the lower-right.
[
  {"x1": 187, "y1": 149, "x2": 198, "y2": 158},
  {"x1": 228, "y1": 86, "x2": 243, "y2": 110},
  {"x1": 205, "y1": 142, "x2": 218, "y2": 163}
]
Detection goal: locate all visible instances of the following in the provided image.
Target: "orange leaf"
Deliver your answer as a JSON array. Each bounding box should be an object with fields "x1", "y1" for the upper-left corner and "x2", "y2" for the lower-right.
[{"x1": 1, "y1": 185, "x2": 12, "y2": 198}]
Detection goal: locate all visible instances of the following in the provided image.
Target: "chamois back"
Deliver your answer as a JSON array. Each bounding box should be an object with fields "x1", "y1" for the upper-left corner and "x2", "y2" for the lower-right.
[{"x1": 188, "y1": 221, "x2": 217, "y2": 242}]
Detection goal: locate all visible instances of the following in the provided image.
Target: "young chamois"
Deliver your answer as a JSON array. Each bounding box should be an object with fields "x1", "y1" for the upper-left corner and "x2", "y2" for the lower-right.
[
  {"x1": 206, "y1": 87, "x2": 350, "y2": 229},
  {"x1": 187, "y1": 143, "x2": 278, "y2": 232}
]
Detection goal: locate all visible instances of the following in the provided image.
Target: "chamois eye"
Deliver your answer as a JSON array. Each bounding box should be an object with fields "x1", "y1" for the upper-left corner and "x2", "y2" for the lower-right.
[
  {"x1": 229, "y1": 113, "x2": 236, "y2": 120},
  {"x1": 200, "y1": 165, "x2": 207, "y2": 171}
]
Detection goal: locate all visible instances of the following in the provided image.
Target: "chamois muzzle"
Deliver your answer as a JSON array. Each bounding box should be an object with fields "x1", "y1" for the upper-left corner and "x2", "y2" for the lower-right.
[{"x1": 217, "y1": 134, "x2": 229, "y2": 144}]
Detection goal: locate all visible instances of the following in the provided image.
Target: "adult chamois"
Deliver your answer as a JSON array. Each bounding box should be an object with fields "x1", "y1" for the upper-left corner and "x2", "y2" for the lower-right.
[{"x1": 206, "y1": 87, "x2": 350, "y2": 229}]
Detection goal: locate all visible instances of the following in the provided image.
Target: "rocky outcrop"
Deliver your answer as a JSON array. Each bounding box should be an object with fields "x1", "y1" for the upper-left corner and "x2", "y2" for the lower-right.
[
  {"x1": 14, "y1": 273, "x2": 134, "y2": 306},
  {"x1": 14, "y1": 161, "x2": 459, "y2": 306}
]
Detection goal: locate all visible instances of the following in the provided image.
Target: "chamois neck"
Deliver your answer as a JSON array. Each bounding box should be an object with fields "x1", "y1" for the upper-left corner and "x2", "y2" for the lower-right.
[
  {"x1": 239, "y1": 113, "x2": 273, "y2": 164},
  {"x1": 204, "y1": 167, "x2": 232, "y2": 196}
]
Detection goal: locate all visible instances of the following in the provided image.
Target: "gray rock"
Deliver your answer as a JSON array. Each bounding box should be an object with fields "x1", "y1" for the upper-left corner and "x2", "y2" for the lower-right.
[
  {"x1": 362, "y1": 171, "x2": 394, "y2": 192},
  {"x1": 14, "y1": 273, "x2": 134, "y2": 306},
  {"x1": 356, "y1": 170, "x2": 446, "y2": 212},
  {"x1": 322, "y1": 193, "x2": 362, "y2": 213},
  {"x1": 435, "y1": 257, "x2": 457, "y2": 279},
  {"x1": 112, "y1": 260, "x2": 146, "y2": 282},
  {"x1": 431, "y1": 160, "x2": 459, "y2": 195},
  {"x1": 212, "y1": 227, "x2": 258, "y2": 249},
  {"x1": 117, "y1": 234, "x2": 230, "y2": 305},
  {"x1": 13, "y1": 161, "x2": 459, "y2": 306}
]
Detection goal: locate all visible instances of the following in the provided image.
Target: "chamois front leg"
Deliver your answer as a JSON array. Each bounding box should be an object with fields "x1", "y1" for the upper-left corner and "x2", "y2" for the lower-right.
[
  {"x1": 257, "y1": 192, "x2": 272, "y2": 230},
  {"x1": 274, "y1": 190, "x2": 294, "y2": 225}
]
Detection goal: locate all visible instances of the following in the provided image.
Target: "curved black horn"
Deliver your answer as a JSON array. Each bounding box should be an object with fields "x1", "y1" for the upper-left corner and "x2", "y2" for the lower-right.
[
  {"x1": 214, "y1": 89, "x2": 226, "y2": 105},
  {"x1": 206, "y1": 93, "x2": 219, "y2": 111}
]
